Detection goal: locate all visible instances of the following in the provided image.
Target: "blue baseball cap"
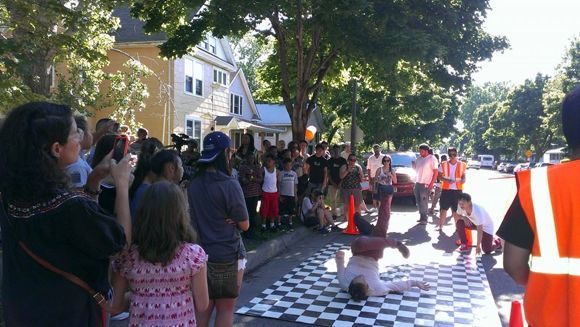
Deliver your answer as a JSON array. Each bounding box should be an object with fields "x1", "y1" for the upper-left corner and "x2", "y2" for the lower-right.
[{"x1": 198, "y1": 131, "x2": 231, "y2": 163}]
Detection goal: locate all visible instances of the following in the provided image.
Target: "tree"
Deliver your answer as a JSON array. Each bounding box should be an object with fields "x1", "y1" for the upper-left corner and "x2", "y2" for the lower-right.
[
  {"x1": 483, "y1": 75, "x2": 552, "y2": 160},
  {"x1": 459, "y1": 82, "x2": 511, "y2": 156},
  {"x1": 0, "y1": 0, "x2": 152, "y2": 130},
  {"x1": 230, "y1": 33, "x2": 273, "y2": 95},
  {"x1": 131, "y1": 0, "x2": 507, "y2": 140}
]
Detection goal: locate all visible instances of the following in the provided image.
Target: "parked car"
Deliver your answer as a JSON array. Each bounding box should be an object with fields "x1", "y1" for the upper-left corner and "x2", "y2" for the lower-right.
[
  {"x1": 504, "y1": 162, "x2": 516, "y2": 173},
  {"x1": 467, "y1": 159, "x2": 481, "y2": 169},
  {"x1": 513, "y1": 162, "x2": 531, "y2": 173},
  {"x1": 535, "y1": 162, "x2": 554, "y2": 168},
  {"x1": 497, "y1": 162, "x2": 506, "y2": 172},
  {"x1": 388, "y1": 151, "x2": 417, "y2": 200}
]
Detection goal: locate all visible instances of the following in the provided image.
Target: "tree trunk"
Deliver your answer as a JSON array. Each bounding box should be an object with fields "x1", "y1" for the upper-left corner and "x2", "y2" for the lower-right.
[{"x1": 291, "y1": 102, "x2": 307, "y2": 141}]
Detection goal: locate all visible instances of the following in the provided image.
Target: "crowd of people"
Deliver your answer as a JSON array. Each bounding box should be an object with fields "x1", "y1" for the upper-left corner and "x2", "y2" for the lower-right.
[
  {"x1": 0, "y1": 102, "x2": 398, "y2": 326},
  {"x1": 1, "y1": 86, "x2": 577, "y2": 327}
]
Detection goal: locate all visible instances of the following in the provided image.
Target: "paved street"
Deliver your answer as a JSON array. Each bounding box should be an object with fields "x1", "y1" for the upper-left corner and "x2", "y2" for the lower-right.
[{"x1": 235, "y1": 168, "x2": 524, "y2": 326}]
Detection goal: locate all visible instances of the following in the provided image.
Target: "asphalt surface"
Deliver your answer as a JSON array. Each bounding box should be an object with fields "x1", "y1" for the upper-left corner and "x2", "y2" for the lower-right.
[{"x1": 234, "y1": 168, "x2": 525, "y2": 327}]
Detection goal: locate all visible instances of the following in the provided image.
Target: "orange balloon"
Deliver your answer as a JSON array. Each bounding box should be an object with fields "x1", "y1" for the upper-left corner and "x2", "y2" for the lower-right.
[{"x1": 305, "y1": 126, "x2": 317, "y2": 141}]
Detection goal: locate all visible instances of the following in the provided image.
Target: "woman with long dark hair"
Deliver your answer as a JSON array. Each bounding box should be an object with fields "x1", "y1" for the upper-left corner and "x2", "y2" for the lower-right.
[
  {"x1": 233, "y1": 132, "x2": 259, "y2": 169},
  {"x1": 187, "y1": 132, "x2": 249, "y2": 326},
  {"x1": 374, "y1": 155, "x2": 398, "y2": 236},
  {"x1": 0, "y1": 102, "x2": 132, "y2": 326}
]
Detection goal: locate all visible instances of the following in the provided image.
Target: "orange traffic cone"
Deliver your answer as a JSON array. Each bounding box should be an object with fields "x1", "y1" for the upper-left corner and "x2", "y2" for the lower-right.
[
  {"x1": 343, "y1": 194, "x2": 359, "y2": 235},
  {"x1": 465, "y1": 227, "x2": 473, "y2": 246},
  {"x1": 456, "y1": 227, "x2": 473, "y2": 246},
  {"x1": 509, "y1": 300, "x2": 524, "y2": 327}
]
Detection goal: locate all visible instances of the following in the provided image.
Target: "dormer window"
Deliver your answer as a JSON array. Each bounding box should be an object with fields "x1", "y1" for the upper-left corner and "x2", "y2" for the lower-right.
[{"x1": 202, "y1": 36, "x2": 217, "y2": 54}]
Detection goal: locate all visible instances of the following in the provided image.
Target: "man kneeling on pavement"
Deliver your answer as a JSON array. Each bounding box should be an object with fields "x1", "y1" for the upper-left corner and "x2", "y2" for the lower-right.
[{"x1": 455, "y1": 192, "x2": 503, "y2": 255}]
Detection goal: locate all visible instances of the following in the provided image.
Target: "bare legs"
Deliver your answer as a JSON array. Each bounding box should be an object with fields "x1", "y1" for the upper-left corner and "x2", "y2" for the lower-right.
[{"x1": 196, "y1": 268, "x2": 244, "y2": 327}]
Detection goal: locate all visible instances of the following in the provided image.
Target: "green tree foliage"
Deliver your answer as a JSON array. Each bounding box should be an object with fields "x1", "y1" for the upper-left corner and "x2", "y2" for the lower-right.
[
  {"x1": 131, "y1": 0, "x2": 507, "y2": 140},
  {"x1": 459, "y1": 82, "x2": 511, "y2": 156},
  {"x1": 0, "y1": 0, "x2": 152, "y2": 129}
]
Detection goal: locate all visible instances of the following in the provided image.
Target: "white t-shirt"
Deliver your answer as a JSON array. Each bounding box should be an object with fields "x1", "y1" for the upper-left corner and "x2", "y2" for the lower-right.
[
  {"x1": 456, "y1": 202, "x2": 495, "y2": 235},
  {"x1": 301, "y1": 197, "x2": 314, "y2": 218},
  {"x1": 279, "y1": 170, "x2": 298, "y2": 196},
  {"x1": 262, "y1": 167, "x2": 278, "y2": 193},
  {"x1": 336, "y1": 255, "x2": 419, "y2": 296},
  {"x1": 438, "y1": 161, "x2": 459, "y2": 190},
  {"x1": 66, "y1": 156, "x2": 92, "y2": 188},
  {"x1": 367, "y1": 153, "x2": 385, "y2": 178},
  {"x1": 415, "y1": 155, "x2": 437, "y2": 184}
]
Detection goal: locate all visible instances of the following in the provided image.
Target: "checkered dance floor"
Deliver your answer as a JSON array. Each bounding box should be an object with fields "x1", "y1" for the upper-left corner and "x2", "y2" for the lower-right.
[{"x1": 236, "y1": 243, "x2": 501, "y2": 326}]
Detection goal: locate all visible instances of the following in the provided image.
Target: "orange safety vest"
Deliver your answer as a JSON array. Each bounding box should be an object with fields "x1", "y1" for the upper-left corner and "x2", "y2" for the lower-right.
[
  {"x1": 440, "y1": 161, "x2": 466, "y2": 190},
  {"x1": 516, "y1": 160, "x2": 580, "y2": 327}
]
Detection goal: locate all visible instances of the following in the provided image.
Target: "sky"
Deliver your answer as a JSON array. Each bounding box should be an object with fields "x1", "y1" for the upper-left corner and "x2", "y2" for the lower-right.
[{"x1": 472, "y1": 0, "x2": 580, "y2": 85}]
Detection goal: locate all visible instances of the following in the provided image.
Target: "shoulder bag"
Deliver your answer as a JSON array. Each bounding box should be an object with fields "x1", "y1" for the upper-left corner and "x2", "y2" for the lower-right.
[{"x1": 0, "y1": 199, "x2": 109, "y2": 311}]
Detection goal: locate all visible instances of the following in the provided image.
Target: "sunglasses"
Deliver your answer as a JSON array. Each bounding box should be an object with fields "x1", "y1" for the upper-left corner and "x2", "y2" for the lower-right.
[
  {"x1": 349, "y1": 158, "x2": 356, "y2": 162},
  {"x1": 383, "y1": 159, "x2": 391, "y2": 163}
]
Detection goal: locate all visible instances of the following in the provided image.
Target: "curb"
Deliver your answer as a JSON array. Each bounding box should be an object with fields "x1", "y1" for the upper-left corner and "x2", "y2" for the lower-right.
[{"x1": 244, "y1": 226, "x2": 311, "y2": 274}]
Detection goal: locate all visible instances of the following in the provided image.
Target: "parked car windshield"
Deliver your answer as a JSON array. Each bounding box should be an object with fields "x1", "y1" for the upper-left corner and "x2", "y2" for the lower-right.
[{"x1": 389, "y1": 152, "x2": 416, "y2": 168}]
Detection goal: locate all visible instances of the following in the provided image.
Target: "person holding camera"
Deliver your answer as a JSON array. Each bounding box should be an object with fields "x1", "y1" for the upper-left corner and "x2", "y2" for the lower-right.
[
  {"x1": 340, "y1": 154, "x2": 364, "y2": 214},
  {"x1": 0, "y1": 102, "x2": 132, "y2": 326},
  {"x1": 301, "y1": 190, "x2": 338, "y2": 234}
]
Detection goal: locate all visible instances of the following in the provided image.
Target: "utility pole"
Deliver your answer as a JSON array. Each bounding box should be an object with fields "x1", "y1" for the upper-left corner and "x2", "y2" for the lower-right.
[{"x1": 350, "y1": 79, "x2": 357, "y2": 155}]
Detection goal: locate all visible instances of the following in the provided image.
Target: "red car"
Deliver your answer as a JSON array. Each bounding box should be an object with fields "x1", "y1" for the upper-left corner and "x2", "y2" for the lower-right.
[{"x1": 387, "y1": 152, "x2": 417, "y2": 199}]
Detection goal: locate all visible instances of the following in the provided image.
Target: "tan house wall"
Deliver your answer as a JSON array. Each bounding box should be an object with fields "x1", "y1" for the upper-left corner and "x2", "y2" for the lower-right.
[{"x1": 93, "y1": 44, "x2": 175, "y2": 144}]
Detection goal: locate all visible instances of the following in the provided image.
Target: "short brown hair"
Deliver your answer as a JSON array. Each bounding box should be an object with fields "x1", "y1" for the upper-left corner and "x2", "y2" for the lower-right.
[
  {"x1": 134, "y1": 181, "x2": 197, "y2": 266},
  {"x1": 348, "y1": 278, "x2": 368, "y2": 301}
]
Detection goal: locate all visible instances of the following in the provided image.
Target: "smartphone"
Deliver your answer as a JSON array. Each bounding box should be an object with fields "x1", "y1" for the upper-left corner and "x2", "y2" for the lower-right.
[{"x1": 113, "y1": 135, "x2": 129, "y2": 162}]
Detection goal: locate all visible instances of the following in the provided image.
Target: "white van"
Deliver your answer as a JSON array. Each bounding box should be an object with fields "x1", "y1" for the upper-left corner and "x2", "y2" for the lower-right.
[{"x1": 478, "y1": 154, "x2": 495, "y2": 169}]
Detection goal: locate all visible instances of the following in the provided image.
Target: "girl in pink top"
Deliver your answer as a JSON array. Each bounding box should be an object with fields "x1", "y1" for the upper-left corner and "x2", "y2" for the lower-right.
[{"x1": 110, "y1": 181, "x2": 209, "y2": 326}]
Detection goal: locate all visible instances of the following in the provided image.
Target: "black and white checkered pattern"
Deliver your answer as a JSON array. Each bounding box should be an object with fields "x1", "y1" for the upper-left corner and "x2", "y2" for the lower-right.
[{"x1": 236, "y1": 243, "x2": 501, "y2": 326}]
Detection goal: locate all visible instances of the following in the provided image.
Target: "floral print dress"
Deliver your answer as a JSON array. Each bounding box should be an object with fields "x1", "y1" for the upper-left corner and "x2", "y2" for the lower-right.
[{"x1": 112, "y1": 243, "x2": 207, "y2": 327}]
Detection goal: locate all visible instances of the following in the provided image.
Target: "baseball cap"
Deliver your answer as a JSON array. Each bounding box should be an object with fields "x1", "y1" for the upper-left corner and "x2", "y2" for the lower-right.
[{"x1": 198, "y1": 131, "x2": 230, "y2": 163}]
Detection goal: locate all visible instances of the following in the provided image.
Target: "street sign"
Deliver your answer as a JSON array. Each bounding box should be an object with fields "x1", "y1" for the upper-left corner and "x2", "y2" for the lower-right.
[{"x1": 525, "y1": 150, "x2": 533, "y2": 158}]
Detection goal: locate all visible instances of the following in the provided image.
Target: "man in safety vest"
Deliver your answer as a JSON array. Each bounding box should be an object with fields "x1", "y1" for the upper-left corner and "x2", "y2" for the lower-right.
[
  {"x1": 498, "y1": 86, "x2": 580, "y2": 327},
  {"x1": 437, "y1": 147, "x2": 466, "y2": 232}
]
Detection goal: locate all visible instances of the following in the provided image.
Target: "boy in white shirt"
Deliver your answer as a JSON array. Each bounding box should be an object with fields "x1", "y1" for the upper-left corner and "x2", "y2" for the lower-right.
[
  {"x1": 335, "y1": 236, "x2": 429, "y2": 301},
  {"x1": 455, "y1": 192, "x2": 502, "y2": 254},
  {"x1": 279, "y1": 158, "x2": 298, "y2": 229}
]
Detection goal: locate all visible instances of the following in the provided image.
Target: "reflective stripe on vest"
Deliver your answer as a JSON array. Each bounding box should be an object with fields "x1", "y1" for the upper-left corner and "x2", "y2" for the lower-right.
[{"x1": 529, "y1": 167, "x2": 580, "y2": 275}]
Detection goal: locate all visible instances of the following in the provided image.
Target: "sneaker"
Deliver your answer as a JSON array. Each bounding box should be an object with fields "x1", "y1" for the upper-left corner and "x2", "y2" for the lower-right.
[
  {"x1": 330, "y1": 225, "x2": 343, "y2": 232},
  {"x1": 319, "y1": 227, "x2": 330, "y2": 234},
  {"x1": 458, "y1": 244, "x2": 470, "y2": 253}
]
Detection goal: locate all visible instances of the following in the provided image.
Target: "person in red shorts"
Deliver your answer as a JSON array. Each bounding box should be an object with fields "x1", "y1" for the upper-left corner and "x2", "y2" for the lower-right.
[{"x1": 260, "y1": 155, "x2": 281, "y2": 230}]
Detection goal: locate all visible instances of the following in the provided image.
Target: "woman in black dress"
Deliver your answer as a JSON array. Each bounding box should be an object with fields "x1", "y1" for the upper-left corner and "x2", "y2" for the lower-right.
[{"x1": 0, "y1": 102, "x2": 132, "y2": 326}]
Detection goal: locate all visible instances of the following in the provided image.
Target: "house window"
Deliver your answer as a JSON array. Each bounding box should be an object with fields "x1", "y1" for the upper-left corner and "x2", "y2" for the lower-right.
[
  {"x1": 265, "y1": 132, "x2": 274, "y2": 137},
  {"x1": 184, "y1": 58, "x2": 203, "y2": 96},
  {"x1": 202, "y1": 36, "x2": 217, "y2": 54},
  {"x1": 185, "y1": 116, "x2": 202, "y2": 144},
  {"x1": 213, "y1": 68, "x2": 228, "y2": 86},
  {"x1": 230, "y1": 93, "x2": 243, "y2": 115},
  {"x1": 231, "y1": 131, "x2": 243, "y2": 149}
]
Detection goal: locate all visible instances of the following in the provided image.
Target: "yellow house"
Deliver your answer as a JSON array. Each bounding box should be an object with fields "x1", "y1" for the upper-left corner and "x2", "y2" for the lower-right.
[{"x1": 95, "y1": 7, "x2": 282, "y2": 148}]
